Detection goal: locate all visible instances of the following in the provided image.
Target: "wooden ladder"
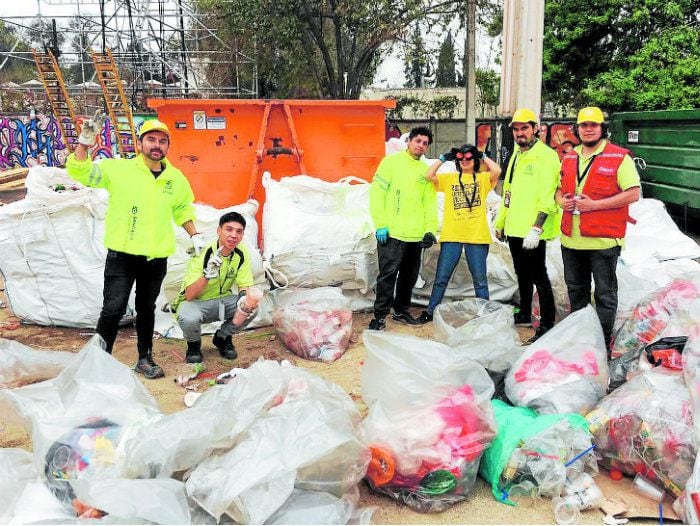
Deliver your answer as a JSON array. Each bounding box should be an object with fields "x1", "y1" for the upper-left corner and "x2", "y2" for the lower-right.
[
  {"x1": 91, "y1": 48, "x2": 137, "y2": 158},
  {"x1": 32, "y1": 49, "x2": 79, "y2": 153}
]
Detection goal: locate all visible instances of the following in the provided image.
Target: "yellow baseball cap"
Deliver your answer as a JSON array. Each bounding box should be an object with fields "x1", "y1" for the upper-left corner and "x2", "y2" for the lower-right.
[
  {"x1": 577, "y1": 107, "x2": 605, "y2": 124},
  {"x1": 509, "y1": 108, "x2": 538, "y2": 126},
  {"x1": 138, "y1": 119, "x2": 170, "y2": 139}
]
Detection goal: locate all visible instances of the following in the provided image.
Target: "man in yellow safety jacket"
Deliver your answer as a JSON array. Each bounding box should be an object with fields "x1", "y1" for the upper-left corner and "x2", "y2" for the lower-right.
[
  {"x1": 65, "y1": 113, "x2": 204, "y2": 379},
  {"x1": 495, "y1": 108, "x2": 561, "y2": 343},
  {"x1": 368, "y1": 126, "x2": 438, "y2": 330}
]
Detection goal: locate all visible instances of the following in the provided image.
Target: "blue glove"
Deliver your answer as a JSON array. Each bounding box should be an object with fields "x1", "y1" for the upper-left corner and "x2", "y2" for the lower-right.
[{"x1": 376, "y1": 227, "x2": 389, "y2": 245}]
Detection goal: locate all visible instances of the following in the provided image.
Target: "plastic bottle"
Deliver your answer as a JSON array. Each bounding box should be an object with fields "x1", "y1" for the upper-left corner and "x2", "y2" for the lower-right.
[
  {"x1": 552, "y1": 497, "x2": 580, "y2": 525},
  {"x1": 233, "y1": 286, "x2": 262, "y2": 326}
]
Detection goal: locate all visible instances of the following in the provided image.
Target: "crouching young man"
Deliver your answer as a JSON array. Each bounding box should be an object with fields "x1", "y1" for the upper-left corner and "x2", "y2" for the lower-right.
[{"x1": 172, "y1": 212, "x2": 258, "y2": 363}]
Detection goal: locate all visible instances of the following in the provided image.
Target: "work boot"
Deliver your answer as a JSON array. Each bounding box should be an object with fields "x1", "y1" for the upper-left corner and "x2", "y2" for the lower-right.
[
  {"x1": 525, "y1": 325, "x2": 552, "y2": 345},
  {"x1": 514, "y1": 312, "x2": 531, "y2": 326},
  {"x1": 134, "y1": 351, "x2": 165, "y2": 379},
  {"x1": 212, "y1": 331, "x2": 237, "y2": 360},
  {"x1": 186, "y1": 340, "x2": 203, "y2": 363},
  {"x1": 392, "y1": 310, "x2": 420, "y2": 326},
  {"x1": 416, "y1": 310, "x2": 433, "y2": 324},
  {"x1": 368, "y1": 317, "x2": 386, "y2": 331}
]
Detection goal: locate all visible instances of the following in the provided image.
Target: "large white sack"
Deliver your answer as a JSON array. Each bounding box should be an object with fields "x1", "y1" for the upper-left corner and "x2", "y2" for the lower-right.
[
  {"x1": 622, "y1": 198, "x2": 700, "y2": 265},
  {"x1": 0, "y1": 167, "x2": 110, "y2": 327},
  {"x1": 262, "y1": 173, "x2": 377, "y2": 293}
]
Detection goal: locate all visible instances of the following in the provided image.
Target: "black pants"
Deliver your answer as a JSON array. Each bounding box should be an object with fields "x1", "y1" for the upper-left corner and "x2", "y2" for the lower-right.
[
  {"x1": 374, "y1": 237, "x2": 422, "y2": 318},
  {"x1": 561, "y1": 245, "x2": 620, "y2": 345},
  {"x1": 507, "y1": 236, "x2": 555, "y2": 327},
  {"x1": 96, "y1": 250, "x2": 168, "y2": 356}
]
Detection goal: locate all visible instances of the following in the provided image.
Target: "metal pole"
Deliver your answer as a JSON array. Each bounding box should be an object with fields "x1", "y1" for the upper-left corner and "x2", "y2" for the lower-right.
[
  {"x1": 177, "y1": 0, "x2": 189, "y2": 95},
  {"x1": 464, "y1": 0, "x2": 476, "y2": 143}
]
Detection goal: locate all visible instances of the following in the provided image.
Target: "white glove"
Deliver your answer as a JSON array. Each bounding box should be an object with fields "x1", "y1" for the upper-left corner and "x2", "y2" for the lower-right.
[
  {"x1": 203, "y1": 248, "x2": 223, "y2": 279},
  {"x1": 522, "y1": 226, "x2": 543, "y2": 250},
  {"x1": 78, "y1": 110, "x2": 107, "y2": 146},
  {"x1": 190, "y1": 233, "x2": 206, "y2": 256}
]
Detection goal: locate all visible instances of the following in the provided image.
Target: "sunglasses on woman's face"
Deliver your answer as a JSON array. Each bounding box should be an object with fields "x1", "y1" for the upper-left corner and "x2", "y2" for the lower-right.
[{"x1": 456, "y1": 152, "x2": 474, "y2": 161}]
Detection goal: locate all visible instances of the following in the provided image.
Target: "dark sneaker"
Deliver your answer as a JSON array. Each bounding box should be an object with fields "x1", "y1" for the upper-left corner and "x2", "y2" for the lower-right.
[
  {"x1": 213, "y1": 331, "x2": 237, "y2": 360},
  {"x1": 514, "y1": 312, "x2": 531, "y2": 326},
  {"x1": 417, "y1": 310, "x2": 433, "y2": 324},
  {"x1": 525, "y1": 325, "x2": 552, "y2": 345},
  {"x1": 135, "y1": 353, "x2": 165, "y2": 379},
  {"x1": 392, "y1": 311, "x2": 420, "y2": 326},
  {"x1": 368, "y1": 317, "x2": 386, "y2": 331},
  {"x1": 186, "y1": 340, "x2": 203, "y2": 363}
]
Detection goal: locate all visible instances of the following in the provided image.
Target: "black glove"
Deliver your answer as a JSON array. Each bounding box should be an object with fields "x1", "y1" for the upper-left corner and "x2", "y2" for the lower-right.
[
  {"x1": 439, "y1": 147, "x2": 461, "y2": 163},
  {"x1": 420, "y1": 232, "x2": 437, "y2": 249}
]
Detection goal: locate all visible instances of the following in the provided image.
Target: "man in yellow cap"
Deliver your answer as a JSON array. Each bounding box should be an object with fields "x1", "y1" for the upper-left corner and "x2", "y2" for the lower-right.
[
  {"x1": 64, "y1": 111, "x2": 205, "y2": 379},
  {"x1": 495, "y1": 108, "x2": 561, "y2": 343},
  {"x1": 556, "y1": 107, "x2": 640, "y2": 353}
]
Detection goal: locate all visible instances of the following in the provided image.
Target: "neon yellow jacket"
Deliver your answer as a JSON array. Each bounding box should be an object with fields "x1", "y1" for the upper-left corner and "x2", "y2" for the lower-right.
[
  {"x1": 494, "y1": 140, "x2": 561, "y2": 239},
  {"x1": 66, "y1": 153, "x2": 195, "y2": 258},
  {"x1": 369, "y1": 150, "x2": 438, "y2": 242}
]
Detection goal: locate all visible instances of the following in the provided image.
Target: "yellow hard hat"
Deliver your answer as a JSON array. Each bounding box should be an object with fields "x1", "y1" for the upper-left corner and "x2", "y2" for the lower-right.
[
  {"x1": 138, "y1": 119, "x2": 170, "y2": 139},
  {"x1": 577, "y1": 107, "x2": 605, "y2": 124},
  {"x1": 509, "y1": 108, "x2": 538, "y2": 126}
]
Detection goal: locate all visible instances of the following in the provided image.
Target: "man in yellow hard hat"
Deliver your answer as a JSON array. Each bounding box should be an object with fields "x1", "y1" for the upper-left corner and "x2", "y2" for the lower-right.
[
  {"x1": 495, "y1": 108, "x2": 561, "y2": 343},
  {"x1": 64, "y1": 112, "x2": 206, "y2": 379},
  {"x1": 556, "y1": 107, "x2": 640, "y2": 353}
]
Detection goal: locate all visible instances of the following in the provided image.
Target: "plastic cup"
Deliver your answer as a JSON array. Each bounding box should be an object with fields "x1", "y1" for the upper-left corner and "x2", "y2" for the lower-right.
[
  {"x1": 552, "y1": 497, "x2": 581, "y2": 525},
  {"x1": 632, "y1": 474, "x2": 664, "y2": 502}
]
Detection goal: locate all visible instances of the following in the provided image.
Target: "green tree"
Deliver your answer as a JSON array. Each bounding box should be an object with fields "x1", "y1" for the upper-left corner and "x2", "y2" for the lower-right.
[
  {"x1": 64, "y1": 18, "x2": 96, "y2": 85},
  {"x1": 403, "y1": 25, "x2": 431, "y2": 88},
  {"x1": 435, "y1": 31, "x2": 457, "y2": 87},
  {"x1": 543, "y1": 0, "x2": 700, "y2": 111},
  {"x1": 0, "y1": 21, "x2": 35, "y2": 84},
  {"x1": 475, "y1": 67, "x2": 499, "y2": 114},
  {"x1": 195, "y1": 0, "x2": 466, "y2": 99}
]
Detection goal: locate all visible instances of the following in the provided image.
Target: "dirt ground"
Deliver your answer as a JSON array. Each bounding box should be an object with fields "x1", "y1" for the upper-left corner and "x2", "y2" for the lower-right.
[{"x1": 0, "y1": 288, "x2": 668, "y2": 525}]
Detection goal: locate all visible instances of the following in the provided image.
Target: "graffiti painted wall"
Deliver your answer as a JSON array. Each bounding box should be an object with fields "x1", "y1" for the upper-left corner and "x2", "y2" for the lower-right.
[{"x1": 0, "y1": 113, "x2": 150, "y2": 170}]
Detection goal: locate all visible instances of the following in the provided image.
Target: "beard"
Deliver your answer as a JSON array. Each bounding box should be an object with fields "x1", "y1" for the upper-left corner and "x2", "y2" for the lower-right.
[{"x1": 582, "y1": 138, "x2": 601, "y2": 147}]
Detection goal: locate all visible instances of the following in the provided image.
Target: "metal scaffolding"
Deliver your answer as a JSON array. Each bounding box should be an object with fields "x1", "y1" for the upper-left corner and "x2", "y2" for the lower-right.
[{"x1": 0, "y1": 0, "x2": 258, "y2": 112}]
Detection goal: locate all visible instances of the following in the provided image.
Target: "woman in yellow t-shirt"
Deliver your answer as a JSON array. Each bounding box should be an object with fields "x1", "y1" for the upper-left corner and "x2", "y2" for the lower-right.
[{"x1": 417, "y1": 144, "x2": 501, "y2": 323}]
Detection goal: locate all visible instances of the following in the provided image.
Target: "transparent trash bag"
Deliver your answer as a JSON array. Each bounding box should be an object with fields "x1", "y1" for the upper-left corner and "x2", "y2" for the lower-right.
[
  {"x1": 273, "y1": 287, "x2": 353, "y2": 362},
  {"x1": 0, "y1": 338, "x2": 75, "y2": 389},
  {"x1": 505, "y1": 305, "x2": 609, "y2": 415}
]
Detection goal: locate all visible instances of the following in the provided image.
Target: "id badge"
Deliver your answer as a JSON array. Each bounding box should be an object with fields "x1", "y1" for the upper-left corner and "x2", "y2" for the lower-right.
[
  {"x1": 218, "y1": 301, "x2": 225, "y2": 321},
  {"x1": 504, "y1": 190, "x2": 511, "y2": 208}
]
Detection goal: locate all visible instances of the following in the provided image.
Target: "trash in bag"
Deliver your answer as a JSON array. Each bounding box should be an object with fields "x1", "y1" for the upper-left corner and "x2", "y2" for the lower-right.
[
  {"x1": 361, "y1": 331, "x2": 497, "y2": 513},
  {"x1": 586, "y1": 368, "x2": 695, "y2": 499},
  {"x1": 185, "y1": 359, "x2": 369, "y2": 524},
  {"x1": 611, "y1": 274, "x2": 700, "y2": 358},
  {"x1": 608, "y1": 336, "x2": 688, "y2": 392},
  {"x1": 675, "y1": 330, "x2": 700, "y2": 523},
  {"x1": 0, "y1": 338, "x2": 75, "y2": 388},
  {"x1": 44, "y1": 418, "x2": 120, "y2": 518},
  {"x1": 479, "y1": 400, "x2": 595, "y2": 504},
  {"x1": 0, "y1": 448, "x2": 38, "y2": 522},
  {"x1": 273, "y1": 287, "x2": 353, "y2": 362},
  {"x1": 505, "y1": 306, "x2": 609, "y2": 415},
  {"x1": 433, "y1": 299, "x2": 522, "y2": 401}
]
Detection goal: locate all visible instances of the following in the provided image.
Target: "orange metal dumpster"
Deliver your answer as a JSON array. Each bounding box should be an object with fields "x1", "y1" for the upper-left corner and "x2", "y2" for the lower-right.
[{"x1": 147, "y1": 98, "x2": 396, "y2": 211}]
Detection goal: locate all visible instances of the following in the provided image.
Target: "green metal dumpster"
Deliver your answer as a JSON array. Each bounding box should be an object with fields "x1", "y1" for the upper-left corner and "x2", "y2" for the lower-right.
[{"x1": 610, "y1": 109, "x2": 700, "y2": 231}]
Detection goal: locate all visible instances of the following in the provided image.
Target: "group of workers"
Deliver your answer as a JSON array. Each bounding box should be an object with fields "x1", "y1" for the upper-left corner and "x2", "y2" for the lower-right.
[
  {"x1": 369, "y1": 107, "x2": 640, "y2": 352},
  {"x1": 62, "y1": 104, "x2": 638, "y2": 379}
]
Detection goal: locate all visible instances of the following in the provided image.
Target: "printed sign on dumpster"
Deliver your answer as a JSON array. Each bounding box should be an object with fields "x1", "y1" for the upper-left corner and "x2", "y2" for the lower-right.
[
  {"x1": 207, "y1": 117, "x2": 226, "y2": 130},
  {"x1": 193, "y1": 111, "x2": 206, "y2": 130}
]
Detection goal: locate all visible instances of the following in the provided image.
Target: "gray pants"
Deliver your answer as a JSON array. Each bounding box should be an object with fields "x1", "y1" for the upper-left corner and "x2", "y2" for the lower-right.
[{"x1": 177, "y1": 293, "x2": 255, "y2": 342}]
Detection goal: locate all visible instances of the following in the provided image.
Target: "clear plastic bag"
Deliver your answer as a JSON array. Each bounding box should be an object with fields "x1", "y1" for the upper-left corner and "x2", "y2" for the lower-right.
[
  {"x1": 505, "y1": 305, "x2": 609, "y2": 415},
  {"x1": 611, "y1": 274, "x2": 700, "y2": 358},
  {"x1": 0, "y1": 448, "x2": 37, "y2": 522},
  {"x1": 273, "y1": 287, "x2": 353, "y2": 362},
  {"x1": 0, "y1": 338, "x2": 75, "y2": 388},
  {"x1": 361, "y1": 331, "x2": 497, "y2": 512},
  {"x1": 433, "y1": 298, "x2": 518, "y2": 347},
  {"x1": 587, "y1": 368, "x2": 695, "y2": 499}
]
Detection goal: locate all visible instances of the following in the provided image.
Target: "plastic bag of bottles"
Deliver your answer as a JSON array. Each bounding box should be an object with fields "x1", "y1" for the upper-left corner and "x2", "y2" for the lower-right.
[
  {"x1": 361, "y1": 331, "x2": 497, "y2": 513},
  {"x1": 273, "y1": 287, "x2": 353, "y2": 362},
  {"x1": 480, "y1": 400, "x2": 596, "y2": 504},
  {"x1": 586, "y1": 368, "x2": 695, "y2": 499},
  {"x1": 611, "y1": 274, "x2": 700, "y2": 358},
  {"x1": 505, "y1": 305, "x2": 609, "y2": 415}
]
